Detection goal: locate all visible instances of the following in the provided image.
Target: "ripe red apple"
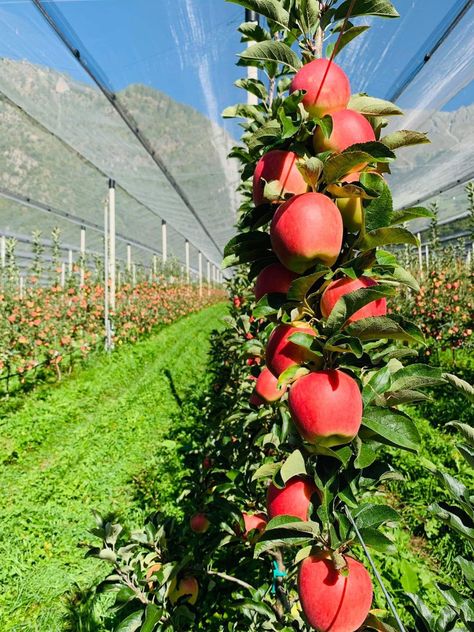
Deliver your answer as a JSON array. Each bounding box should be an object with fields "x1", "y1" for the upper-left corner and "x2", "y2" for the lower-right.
[
  {"x1": 288, "y1": 370, "x2": 363, "y2": 447},
  {"x1": 190, "y1": 513, "x2": 210, "y2": 533},
  {"x1": 254, "y1": 366, "x2": 287, "y2": 403},
  {"x1": 270, "y1": 192, "x2": 343, "y2": 272},
  {"x1": 168, "y1": 575, "x2": 199, "y2": 605},
  {"x1": 253, "y1": 150, "x2": 308, "y2": 206},
  {"x1": 298, "y1": 552, "x2": 373, "y2": 632},
  {"x1": 321, "y1": 276, "x2": 387, "y2": 323},
  {"x1": 267, "y1": 475, "x2": 319, "y2": 521},
  {"x1": 254, "y1": 262, "x2": 298, "y2": 301},
  {"x1": 290, "y1": 58, "x2": 351, "y2": 118},
  {"x1": 266, "y1": 323, "x2": 317, "y2": 377},
  {"x1": 238, "y1": 512, "x2": 267, "y2": 541},
  {"x1": 313, "y1": 109, "x2": 375, "y2": 155}
]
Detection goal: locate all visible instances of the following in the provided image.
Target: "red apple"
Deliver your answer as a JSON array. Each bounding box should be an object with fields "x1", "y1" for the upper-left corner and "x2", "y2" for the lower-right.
[
  {"x1": 313, "y1": 109, "x2": 375, "y2": 155},
  {"x1": 267, "y1": 475, "x2": 319, "y2": 521},
  {"x1": 253, "y1": 366, "x2": 287, "y2": 404},
  {"x1": 190, "y1": 513, "x2": 210, "y2": 533},
  {"x1": 254, "y1": 262, "x2": 298, "y2": 301},
  {"x1": 290, "y1": 58, "x2": 351, "y2": 118},
  {"x1": 288, "y1": 370, "x2": 363, "y2": 447},
  {"x1": 168, "y1": 575, "x2": 199, "y2": 605},
  {"x1": 270, "y1": 193, "x2": 343, "y2": 272},
  {"x1": 239, "y1": 512, "x2": 267, "y2": 541},
  {"x1": 321, "y1": 276, "x2": 387, "y2": 323},
  {"x1": 266, "y1": 323, "x2": 317, "y2": 377},
  {"x1": 253, "y1": 150, "x2": 307, "y2": 206},
  {"x1": 298, "y1": 552, "x2": 373, "y2": 632}
]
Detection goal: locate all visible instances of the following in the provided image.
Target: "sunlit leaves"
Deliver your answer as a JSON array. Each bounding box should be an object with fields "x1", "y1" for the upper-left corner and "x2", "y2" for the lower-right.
[
  {"x1": 238, "y1": 40, "x2": 302, "y2": 71},
  {"x1": 334, "y1": 0, "x2": 399, "y2": 20}
]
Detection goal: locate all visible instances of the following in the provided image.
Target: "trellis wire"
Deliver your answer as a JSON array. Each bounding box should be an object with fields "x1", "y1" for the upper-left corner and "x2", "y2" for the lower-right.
[{"x1": 345, "y1": 507, "x2": 407, "y2": 632}]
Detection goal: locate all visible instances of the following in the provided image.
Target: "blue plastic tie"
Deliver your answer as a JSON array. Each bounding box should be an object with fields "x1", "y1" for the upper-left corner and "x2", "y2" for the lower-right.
[{"x1": 271, "y1": 560, "x2": 287, "y2": 595}]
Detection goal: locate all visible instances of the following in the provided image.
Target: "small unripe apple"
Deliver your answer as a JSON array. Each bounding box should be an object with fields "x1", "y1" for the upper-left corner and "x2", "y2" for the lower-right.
[
  {"x1": 254, "y1": 262, "x2": 298, "y2": 302},
  {"x1": 288, "y1": 370, "x2": 363, "y2": 447},
  {"x1": 168, "y1": 575, "x2": 199, "y2": 605},
  {"x1": 321, "y1": 276, "x2": 387, "y2": 323},
  {"x1": 267, "y1": 475, "x2": 319, "y2": 521},
  {"x1": 253, "y1": 150, "x2": 307, "y2": 206},
  {"x1": 335, "y1": 172, "x2": 364, "y2": 232},
  {"x1": 290, "y1": 58, "x2": 351, "y2": 118},
  {"x1": 190, "y1": 513, "x2": 210, "y2": 533},
  {"x1": 254, "y1": 366, "x2": 287, "y2": 403},
  {"x1": 313, "y1": 109, "x2": 375, "y2": 155},
  {"x1": 270, "y1": 192, "x2": 343, "y2": 273},
  {"x1": 266, "y1": 323, "x2": 318, "y2": 377},
  {"x1": 298, "y1": 552, "x2": 373, "y2": 632}
]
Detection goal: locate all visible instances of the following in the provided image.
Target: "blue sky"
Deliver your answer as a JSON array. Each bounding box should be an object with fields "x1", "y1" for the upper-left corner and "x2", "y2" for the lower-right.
[{"x1": 0, "y1": 0, "x2": 472, "y2": 140}]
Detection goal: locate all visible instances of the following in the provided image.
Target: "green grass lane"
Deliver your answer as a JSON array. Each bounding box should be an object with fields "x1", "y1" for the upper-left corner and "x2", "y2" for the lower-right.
[{"x1": 0, "y1": 303, "x2": 226, "y2": 631}]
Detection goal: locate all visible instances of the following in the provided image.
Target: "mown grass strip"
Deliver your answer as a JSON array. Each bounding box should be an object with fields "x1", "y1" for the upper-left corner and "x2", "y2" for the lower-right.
[{"x1": 0, "y1": 303, "x2": 226, "y2": 631}]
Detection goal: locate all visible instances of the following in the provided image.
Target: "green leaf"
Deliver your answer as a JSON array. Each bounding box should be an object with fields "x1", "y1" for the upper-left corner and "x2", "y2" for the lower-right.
[
  {"x1": 363, "y1": 180, "x2": 393, "y2": 232},
  {"x1": 277, "y1": 364, "x2": 310, "y2": 387},
  {"x1": 222, "y1": 104, "x2": 266, "y2": 122},
  {"x1": 457, "y1": 444, "x2": 474, "y2": 469},
  {"x1": 354, "y1": 440, "x2": 377, "y2": 469},
  {"x1": 247, "y1": 119, "x2": 281, "y2": 149},
  {"x1": 429, "y1": 502, "x2": 474, "y2": 543},
  {"x1": 280, "y1": 449, "x2": 307, "y2": 483},
  {"x1": 325, "y1": 284, "x2": 396, "y2": 330},
  {"x1": 390, "y1": 206, "x2": 434, "y2": 225},
  {"x1": 400, "y1": 559, "x2": 420, "y2": 593},
  {"x1": 238, "y1": 21, "x2": 272, "y2": 42},
  {"x1": 115, "y1": 610, "x2": 144, "y2": 632},
  {"x1": 287, "y1": 267, "x2": 329, "y2": 301},
  {"x1": 381, "y1": 130, "x2": 430, "y2": 150},
  {"x1": 347, "y1": 315, "x2": 425, "y2": 344},
  {"x1": 233, "y1": 598, "x2": 277, "y2": 620},
  {"x1": 334, "y1": 0, "x2": 399, "y2": 20},
  {"x1": 324, "y1": 334, "x2": 364, "y2": 358},
  {"x1": 254, "y1": 526, "x2": 314, "y2": 557},
  {"x1": 348, "y1": 94, "x2": 403, "y2": 116},
  {"x1": 296, "y1": 0, "x2": 321, "y2": 34},
  {"x1": 389, "y1": 364, "x2": 445, "y2": 392},
  {"x1": 253, "y1": 292, "x2": 287, "y2": 318},
  {"x1": 228, "y1": 0, "x2": 290, "y2": 29},
  {"x1": 323, "y1": 151, "x2": 374, "y2": 183},
  {"x1": 288, "y1": 332, "x2": 317, "y2": 350},
  {"x1": 224, "y1": 231, "x2": 271, "y2": 257},
  {"x1": 357, "y1": 527, "x2": 396, "y2": 553},
  {"x1": 384, "y1": 389, "x2": 430, "y2": 406},
  {"x1": 447, "y1": 421, "x2": 474, "y2": 447},
  {"x1": 235, "y1": 77, "x2": 269, "y2": 100},
  {"x1": 357, "y1": 226, "x2": 418, "y2": 250},
  {"x1": 443, "y1": 373, "x2": 474, "y2": 404},
  {"x1": 326, "y1": 25, "x2": 370, "y2": 58},
  {"x1": 314, "y1": 115, "x2": 334, "y2": 139},
  {"x1": 252, "y1": 461, "x2": 281, "y2": 481},
  {"x1": 455, "y1": 556, "x2": 474, "y2": 589},
  {"x1": 297, "y1": 156, "x2": 324, "y2": 188},
  {"x1": 344, "y1": 141, "x2": 395, "y2": 162},
  {"x1": 238, "y1": 40, "x2": 302, "y2": 71},
  {"x1": 240, "y1": 203, "x2": 275, "y2": 230},
  {"x1": 355, "y1": 503, "x2": 400, "y2": 529},
  {"x1": 141, "y1": 604, "x2": 163, "y2": 632},
  {"x1": 362, "y1": 407, "x2": 421, "y2": 452}
]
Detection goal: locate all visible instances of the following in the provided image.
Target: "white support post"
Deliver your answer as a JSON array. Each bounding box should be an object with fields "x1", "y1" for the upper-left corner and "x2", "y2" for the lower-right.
[
  {"x1": 246, "y1": 10, "x2": 259, "y2": 105},
  {"x1": 108, "y1": 179, "x2": 116, "y2": 312},
  {"x1": 68, "y1": 249, "x2": 73, "y2": 276},
  {"x1": 185, "y1": 239, "x2": 190, "y2": 283},
  {"x1": 417, "y1": 232, "x2": 423, "y2": 272},
  {"x1": 207, "y1": 260, "x2": 211, "y2": 296},
  {"x1": 104, "y1": 198, "x2": 111, "y2": 351},
  {"x1": 132, "y1": 263, "x2": 136, "y2": 286},
  {"x1": 1, "y1": 235, "x2": 6, "y2": 268},
  {"x1": 80, "y1": 226, "x2": 86, "y2": 287},
  {"x1": 198, "y1": 251, "x2": 203, "y2": 298},
  {"x1": 60, "y1": 262, "x2": 66, "y2": 288},
  {"x1": 425, "y1": 244, "x2": 429, "y2": 270},
  {"x1": 19, "y1": 274, "x2": 24, "y2": 299},
  {"x1": 153, "y1": 255, "x2": 157, "y2": 278},
  {"x1": 161, "y1": 220, "x2": 167, "y2": 264},
  {"x1": 117, "y1": 269, "x2": 122, "y2": 289}
]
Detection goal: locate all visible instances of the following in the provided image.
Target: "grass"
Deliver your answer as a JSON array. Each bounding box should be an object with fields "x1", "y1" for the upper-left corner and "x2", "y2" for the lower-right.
[{"x1": 0, "y1": 303, "x2": 226, "y2": 631}]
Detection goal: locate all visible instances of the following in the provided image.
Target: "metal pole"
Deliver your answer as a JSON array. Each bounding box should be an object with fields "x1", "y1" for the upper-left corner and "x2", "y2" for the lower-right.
[
  {"x1": 198, "y1": 251, "x2": 203, "y2": 298},
  {"x1": 185, "y1": 239, "x2": 190, "y2": 283},
  {"x1": 19, "y1": 274, "x2": 24, "y2": 299},
  {"x1": 153, "y1": 255, "x2": 157, "y2": 278},
  {"x1": 68, "y1": 248, "x2": 73, "y2": 276},
  {"x1": 108, "y1": 179, "x2": 116, "y2": 312},
  {"x1": 162, "y1": 219, "x2": 167, "y2": 264},
  {"x1": 80, "y1": 226, "x2": 86, "y2": 287},
  {"x1": 132, "y1": 263, "x2": 136, "y2": 286},
  {"x1": 417, "y1": 232, "x2": 423, "y2": 272},
  {"x1": 206, "y1": 260, "x2": 211, "y2": 296},
  {"x1": 60, "y1": 261, "x2": 66, "y2": 288},
  {"x1": 245, "y1": 9, "x2": 259, "y2": 106}
]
